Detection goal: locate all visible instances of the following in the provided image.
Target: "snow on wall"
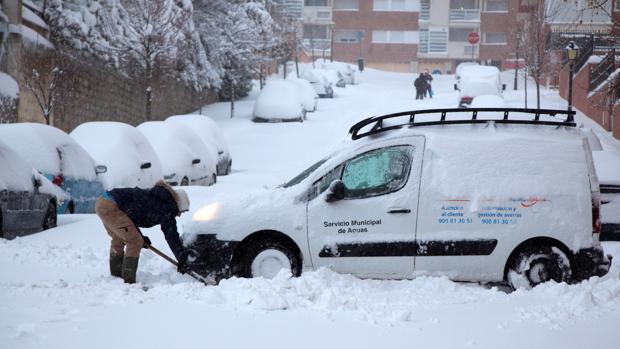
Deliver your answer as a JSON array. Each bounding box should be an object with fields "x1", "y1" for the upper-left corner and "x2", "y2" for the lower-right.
[
  {"x1": 0, "y1": 72, "x2": 19, "y2": 99},
  {"x1": 0, "y1": 141, "x2": 34, "y2": 192}
]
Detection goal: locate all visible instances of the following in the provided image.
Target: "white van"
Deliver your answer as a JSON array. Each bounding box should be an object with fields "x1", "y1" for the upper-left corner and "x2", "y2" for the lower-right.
[
  {"x1": 455, "y1": 65, "x2": 506, "y2": 107},
  {"x1": 183, "y1": 108, "x2": 611, "y2": 289}
]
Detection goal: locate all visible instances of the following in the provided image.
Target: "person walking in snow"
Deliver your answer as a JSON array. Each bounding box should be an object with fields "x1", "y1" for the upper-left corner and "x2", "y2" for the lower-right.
[
  {"x1": 422, "y1": 69, "x2": 434, "y2": 98},
  {"x1": 95, "y1": 180, "x2": 191, "y2": 284},
  {"x1": 414, "y1": 75, "x2": 427, "y2": 100}
]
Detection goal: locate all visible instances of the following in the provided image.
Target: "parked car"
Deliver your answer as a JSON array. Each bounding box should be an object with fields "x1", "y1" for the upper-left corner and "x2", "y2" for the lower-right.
[
  {"x1": 315, "y1": 68, "x2": 346, "y2": 88},
  {"x1": 0, "y1": 123, "x2": 106, "y2": 213},
  {"x1": 137, "y1": 121, "x2": 217, "y2": 186},
  {"x1": 165, "y1": 115, "x2": 232, "y2": 176},
  {"x1": 318, "y1": 60, "x2": 356, "y2": 85},
  {"x1": 1, "y1": 140, "x2": 58, "y2": 239},
  {"x1": 592, "y1": 150, "x2": 620, "y2": 241},
  {"x1": 300, "y1": 70, "x2": 333, "y2": 98},
  {"x1": 71, "y1": 122, "x2": 163, "y2": 190},
  {"x1": 455, "y1": 62, "x2": 479, "y2": 82},
  {"x1": 184, "y1": 108, "x2": 611, "y2": 289},
  {"x1": 253, "y1": 80, "x2": 305, "y2": 123},
  {"x1": 455, "y1": 65, "x2": 506, "y2": 107},
  {"x1": 287, "y1": 77, "x2": 318, "y2": 112}
]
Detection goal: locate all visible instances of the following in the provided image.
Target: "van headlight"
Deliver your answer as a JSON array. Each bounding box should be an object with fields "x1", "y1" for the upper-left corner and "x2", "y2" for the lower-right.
[{"x1": 192, "y1": 203, "x2": 221, "y2": 222}]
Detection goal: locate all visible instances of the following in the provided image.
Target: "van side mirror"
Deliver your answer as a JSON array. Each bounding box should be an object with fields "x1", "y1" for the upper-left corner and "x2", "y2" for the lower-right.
[
  {"x1": 325, "y1": 180, "x2": 345, "y2": 203},
  {"x1": 502, "y1": 83, "x2": 506, "y2": 91},
  {"x1": 140, "y1": 162, "x2": 152, "y2": 169},
  {"x1": 95, "y1": 165, "x2": 107, "y2": 174},
  {"x1": 192, "y1": 159, "x2": 201, "y2": 165}
]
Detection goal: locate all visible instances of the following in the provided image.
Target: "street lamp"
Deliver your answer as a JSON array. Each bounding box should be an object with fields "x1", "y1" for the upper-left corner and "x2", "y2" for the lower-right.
[{"x1": 566, "y1": 41, "x2": 579, "y2": 113}]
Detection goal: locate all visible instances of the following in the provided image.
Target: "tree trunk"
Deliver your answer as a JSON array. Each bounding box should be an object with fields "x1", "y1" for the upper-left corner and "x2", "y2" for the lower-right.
[
  {"x1": 259, "y1": 65, "x2": 264, "y2": 90},
  {"x1": 145, "y1": 60, "x2": 152, "y2": 122},
  {"x1": 230, "y1": 81, "x2": 235, "y2": 119},
  {"x1": 535, "y1": 79, "x2": 540, "y2": 109}
]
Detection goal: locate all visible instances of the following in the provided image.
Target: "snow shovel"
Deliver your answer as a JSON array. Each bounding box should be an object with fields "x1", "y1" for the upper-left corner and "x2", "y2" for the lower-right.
[{"x1": 145, "y1": 243, "x2": 213, "y2": 286}]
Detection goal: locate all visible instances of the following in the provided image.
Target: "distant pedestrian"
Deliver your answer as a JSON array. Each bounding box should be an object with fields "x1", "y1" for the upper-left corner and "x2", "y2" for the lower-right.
[
  {"x1": 414, "y1": 75, "x2": 427, "y2": 100},
  {"x1": 422, "y1": 69, "x2": 434, "y2": 98},
  {"x1": 95, "y1": 180, "x2": 190, "y2": 284}
]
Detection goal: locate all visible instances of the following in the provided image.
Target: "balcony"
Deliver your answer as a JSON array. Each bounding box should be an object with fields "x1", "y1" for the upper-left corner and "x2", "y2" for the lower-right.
[{"x1": 449, "y1": 9, "x2": 480, "y2": 21}]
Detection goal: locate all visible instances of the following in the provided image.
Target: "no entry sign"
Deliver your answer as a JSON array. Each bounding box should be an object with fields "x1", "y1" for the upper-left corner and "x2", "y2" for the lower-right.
[{"x1": 467, "y1": 32, "x2": 480, "y2": 45}]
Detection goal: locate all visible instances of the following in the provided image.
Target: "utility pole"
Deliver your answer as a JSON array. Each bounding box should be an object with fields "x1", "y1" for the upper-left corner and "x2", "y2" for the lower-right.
[
  {"x1": 524, "y1": 66, "x2": 528, "y2": 108},
  {"x1": 566, "y1": 41, "x2": 578, "y2": 113},
  {"x1": 514, "y1": 30, "x2": 520, "y2": 91}
]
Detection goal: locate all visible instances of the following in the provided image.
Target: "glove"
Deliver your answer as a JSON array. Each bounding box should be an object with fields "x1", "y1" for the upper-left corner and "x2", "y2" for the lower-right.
[
  {"x1": 176, "y1": 250, "x2": 189, "y2": 274},
  {"x1": 142, "y1": 235, "x2": 152, "y2": 249}
]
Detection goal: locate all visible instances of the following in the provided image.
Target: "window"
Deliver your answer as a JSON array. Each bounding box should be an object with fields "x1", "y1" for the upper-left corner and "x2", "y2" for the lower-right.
[
  {"x1": 303, "y1": 24, "x2": 329, "y2": 40},
  {"x1": 284, "y1": 158, "x2": 329, "y2": 188},
  {"x1": 305, "y1": 0, "x2": 328, "y2": 5},
  {"x1": 372, "y1": 30, "x2": 419, "y2": 44},
  {"x1": 449, "y1": 28, "x2": 477, "y2": 42},
  {"x1": 340, "y1": 146, "x2": 413, "y2": 199},
  {"x1": 616, "y1": 0, "x2": 620, "y2": 10},
  {"x1": 420, "y1": 0, "x2": 430, "y2": 19},
  {"x1": 373, "y1": 0, "x2": 419, "y2": 11},
  {"x1": 334, "y1": 0, "x2": 359, "y2": 10},
  {"x1": 485, "y1": 0, "x2": 507, "y2": 11},
  {"x1": 450, "y1": 0, "x2": 477, "y2": 9},
  {"x1": 334, "y1": 30, "x2": 361, "y2": 43},
  {"x1": 484, "y1": 32, "x2": 507, "y2": 44},
  {"x1": 426, "y1": 28, "x2": 448, "y2": 53}
]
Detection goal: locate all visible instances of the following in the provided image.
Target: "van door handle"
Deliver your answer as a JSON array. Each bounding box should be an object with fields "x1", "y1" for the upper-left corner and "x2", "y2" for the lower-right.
[{"x1": 388, "y1": 209, "x2": 411, "y2": 214}]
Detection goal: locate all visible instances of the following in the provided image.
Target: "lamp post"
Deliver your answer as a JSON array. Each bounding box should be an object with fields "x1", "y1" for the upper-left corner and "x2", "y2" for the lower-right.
[
  {"x1": 513, "y1": 30, "x2": 520, "y2": 91},
  {"x1": 566, "y1": 41, "x2": 578, "y2": 113}
]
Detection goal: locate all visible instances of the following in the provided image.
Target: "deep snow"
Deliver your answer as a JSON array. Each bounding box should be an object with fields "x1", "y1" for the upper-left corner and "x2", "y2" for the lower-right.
[{"x1": 1, "y1": 67, "x2": 620, "y2": 349}]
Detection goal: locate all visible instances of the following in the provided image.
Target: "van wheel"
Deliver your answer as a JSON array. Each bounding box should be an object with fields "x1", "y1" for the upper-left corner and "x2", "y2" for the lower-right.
[
  {"x1": 237, "y1": 239, "x2": 302, "y2": 279},
  {"x1": 181, "y1": 177, "x2": 189, "y2": 186},
  {"x1": 43, "y1": 201, "x2": 57, "y2": 230},
  {"x1": 506, "y1": 244, "x2": 572, "y2": 290}
]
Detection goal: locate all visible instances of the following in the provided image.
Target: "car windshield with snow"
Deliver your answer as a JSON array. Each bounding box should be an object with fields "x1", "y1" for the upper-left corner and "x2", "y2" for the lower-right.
[{"x1": 183, "y1": 108, "x2": 612, "y2": 289}]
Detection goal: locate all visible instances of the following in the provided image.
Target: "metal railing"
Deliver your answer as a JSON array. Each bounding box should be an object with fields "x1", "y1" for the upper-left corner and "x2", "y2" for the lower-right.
[
  {"x1": 589, "y1": 49, "x2": 616, "y2": 91},
  {"x1": 449, "y1": 9, "x2": 480, "y2": 21}
]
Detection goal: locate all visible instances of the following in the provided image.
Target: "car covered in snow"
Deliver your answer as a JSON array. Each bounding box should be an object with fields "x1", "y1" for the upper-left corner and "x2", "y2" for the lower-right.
[
  {"x1": 183, "y1": 108, "x2": 611, "y2": 289},
  {"x1": 70, "y1": 122, "x2": 164, "y2": 190},
  {"x1": 318, "y1": 60, "x2": 356, "y2": 85},
  {"x1": 252, "y1": 80, "x2": 306, "y2": 123},
  {"x1": 455, "y1": 65, "x2": 506, "y2": 107},
  {"x1": 300, "y1": 70, "x2": 333, "y2": 98},
  {"x1": 1, "y1": 140, "x2": 59, "y2": 239},
  {"x1": 470, "y1": 95, "x2": 508, "y2": 108},
  {"x1": 455, "y1": 62, "x2": 479, "y2": 81},
  {"x1": 592, "y1": 150, "x2": 620, "y2": 241},
  {"x1": 286, "y1": 77, "x2": 318, "y2": 112},
  {"x1": 138, "y1": 121, "x2": 217, "y2": 186},
  {"x1": 315, "y1": 68, "x2": 346, "y2": 88},
  {"x1": 166, "y1": 115, "x2": 232, "y2": 176},
  {"x1": 0, "y1": 123, "x2": 106, "y2": 213}
]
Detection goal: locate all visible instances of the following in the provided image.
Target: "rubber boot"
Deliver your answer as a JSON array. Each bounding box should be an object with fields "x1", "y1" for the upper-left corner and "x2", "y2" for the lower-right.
[
  {"x1": 121, "y1": 256, "x2": 139, "y2": 284},
  {"x1": 110, "y1": 253, "x2": 124, "y2": 278}
]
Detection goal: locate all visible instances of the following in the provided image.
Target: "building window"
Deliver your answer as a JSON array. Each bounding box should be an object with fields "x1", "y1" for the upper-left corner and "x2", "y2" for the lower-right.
[
  {"x1": 420, "y1": 0, "x2": 430, "y2": 19},
  {"x1": 304, "y1": 0, "x2": 329, "y2": 5},
  {"x1": 615, "y1": 0, "x2": 620, "y2": 10},
  {"x1": 450, "y1": 0, "x2": 478, "y2": 9},
  {"x1": 373, "y1": 0, "x2": 419, "y2": 11},
  {"x1": 334, "y1": 0, "x2": 359, "y2": 10},
  {"x1": 334, "y1": 30, "x2": 361, "y2": 43},
  {"x1": 419, "y1": 27, "x2": 448, "y2": 53},
  {"x1": 303, "y1": 24, "x2": 329, "y2": 40},
  {"x1": 372, "y1": 30, "x2": 419, "y2": 44},
  {"x1": 484, "y1": 32, "x2": 507, "y2": 44},
  {"x1": 449, "y1": 28, "x2": 477, "y2": 41},
  {"x1": 485, "y1": 0, "x2": 507, "y2": 11}
]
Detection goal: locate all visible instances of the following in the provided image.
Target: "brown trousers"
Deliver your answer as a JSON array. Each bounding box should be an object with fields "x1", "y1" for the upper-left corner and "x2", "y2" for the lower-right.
[{"x1": 95, "y1": 197, "x2": 144, "y2": 258}]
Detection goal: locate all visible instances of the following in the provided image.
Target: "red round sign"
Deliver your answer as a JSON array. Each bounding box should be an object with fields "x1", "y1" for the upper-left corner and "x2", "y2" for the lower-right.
[{"x1": 467, "y1": 32, "x2": 480, "y2": 45}]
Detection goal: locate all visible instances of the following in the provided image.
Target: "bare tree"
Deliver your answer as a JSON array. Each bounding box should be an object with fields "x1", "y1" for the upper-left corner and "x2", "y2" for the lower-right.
[{"x1": 21, "y1": 50, "x2": 62, "y2": 125}]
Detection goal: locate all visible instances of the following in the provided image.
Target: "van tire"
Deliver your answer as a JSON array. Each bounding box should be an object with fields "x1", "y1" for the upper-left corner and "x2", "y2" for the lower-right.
[
  {"x1": 236, "y1": 238, "x2": 302, "y2": 279},
  {"x1": 506, "y1": 244, "x2": 572, "y2": 290},
  {"x1": 181, "y1": 177, "x2": 189, "y2": 186}
]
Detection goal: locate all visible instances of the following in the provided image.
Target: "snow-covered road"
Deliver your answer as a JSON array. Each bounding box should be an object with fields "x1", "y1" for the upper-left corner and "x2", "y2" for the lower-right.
[{"x1": 2, "y1": 68, "x2": 619, "y2": 349}]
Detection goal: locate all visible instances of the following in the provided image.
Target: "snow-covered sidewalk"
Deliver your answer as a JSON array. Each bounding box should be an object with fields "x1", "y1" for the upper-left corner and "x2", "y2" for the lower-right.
[{"x1": 2, "y1": 68, "x2": 619, "y2": 349}]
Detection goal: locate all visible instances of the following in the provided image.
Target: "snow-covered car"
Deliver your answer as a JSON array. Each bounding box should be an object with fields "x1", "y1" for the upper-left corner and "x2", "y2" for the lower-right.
[
  {"x1": 253, "y1": 80, "x2": 305, "y2": 123},
  {"x1": 166, "y1": 115, "x2": 232, "y2": 176},
  {"x1": 300, "y1": 70, "x2": 333, "y2": 98},
  {"x1": 455, "y1": 65, "x2": 506, "y2": 107},
  {"x1": 1, "y1": 140, "x2": 58, "y2": 239},
  {"x1": 470, "y1": 95, "x2": 508, "y2": 108},
  {"x1": 592, "y1": 150, "x2": 620, "y2": 241},
  {"x1": 184, "y1": 108, "x2": 611, "y2": 289},
  {"x1": 70, "y1": 122, "x2": 163, "y2": 190},
  {"x1": 137, "y1": 121, "x2": 217, "y2": 186},
  {"x1": 455, "y1": 62, "x2": 479, "y2": 81},
  {"x1": 287, "y1": 77, "x2": 318, "y2": 112},
  {"x1": 315, "y1": 68, "x2": 346, "y2": 88},
  {"x1": 0, "y1": 123, "x2": 106, "y2": 213},
  {"x1": 318, "y1": 60, "x2": 356, "y2": 85}
]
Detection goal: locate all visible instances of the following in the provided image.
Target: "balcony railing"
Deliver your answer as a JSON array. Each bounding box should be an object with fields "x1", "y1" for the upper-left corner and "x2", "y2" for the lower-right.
[{"x1": 449, "y1": 9, "x2": 480, "y2": 21}]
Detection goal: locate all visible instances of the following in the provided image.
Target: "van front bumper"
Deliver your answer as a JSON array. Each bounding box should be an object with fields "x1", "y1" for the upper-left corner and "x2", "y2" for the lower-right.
[
  {"x1": 187, "y1": 234, "x2": 238, "y2": 282},
  {"x1": 573, "y1": 247, "x2": 612, "y2": 282}
]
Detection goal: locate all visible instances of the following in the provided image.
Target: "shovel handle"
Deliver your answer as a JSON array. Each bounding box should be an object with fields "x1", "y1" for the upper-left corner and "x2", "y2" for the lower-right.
[{"x1": 146, "y1": 244, "x2": 212, "y2": 286}]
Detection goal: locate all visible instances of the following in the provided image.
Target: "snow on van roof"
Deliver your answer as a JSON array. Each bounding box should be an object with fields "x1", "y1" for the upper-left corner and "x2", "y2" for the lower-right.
[
  {"x1": 0, "y1": 123, "x2": 96, "y2": 180},
  {"x1": 0, "y1": 140, "x2": 34, "y2": 192},
  {"x1": 71, "y1": 122, "x2": 163, "y2": 189},
  {"x1": 460, "y1": 65, "x2": 500, "y2": 78}
]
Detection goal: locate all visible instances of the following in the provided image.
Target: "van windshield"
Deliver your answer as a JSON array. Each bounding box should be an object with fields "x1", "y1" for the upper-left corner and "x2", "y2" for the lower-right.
[{"x1": 283, "y1": 157, "x2": 329, "y2": 188}]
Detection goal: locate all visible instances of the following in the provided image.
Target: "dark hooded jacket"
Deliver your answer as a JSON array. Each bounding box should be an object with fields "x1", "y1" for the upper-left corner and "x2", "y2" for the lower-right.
[{"x1": 109, "y1": 181, "x2": 184, "y2": 258}]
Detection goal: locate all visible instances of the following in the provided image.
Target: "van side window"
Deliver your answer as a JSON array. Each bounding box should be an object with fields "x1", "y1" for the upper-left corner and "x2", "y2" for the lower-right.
[{"x1": 341, "y1": 146, "x2": 413, "y2": 199}]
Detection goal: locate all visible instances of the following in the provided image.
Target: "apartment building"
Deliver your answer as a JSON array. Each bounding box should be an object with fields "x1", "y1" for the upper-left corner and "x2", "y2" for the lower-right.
[{"x1": 301, "y1": 1, "x2": 335, "y2": 58}]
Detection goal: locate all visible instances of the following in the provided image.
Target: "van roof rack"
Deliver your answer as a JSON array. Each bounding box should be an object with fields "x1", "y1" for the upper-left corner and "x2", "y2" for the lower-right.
[{"x1": 349, "y1": 108, "x2": 576, "y2": 140}]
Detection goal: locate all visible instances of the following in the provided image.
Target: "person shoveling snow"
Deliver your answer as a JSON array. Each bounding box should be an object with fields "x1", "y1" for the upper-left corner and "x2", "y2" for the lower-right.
[{"x1": 95, "y1": 180, "x2": 190, "y2": 284}]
